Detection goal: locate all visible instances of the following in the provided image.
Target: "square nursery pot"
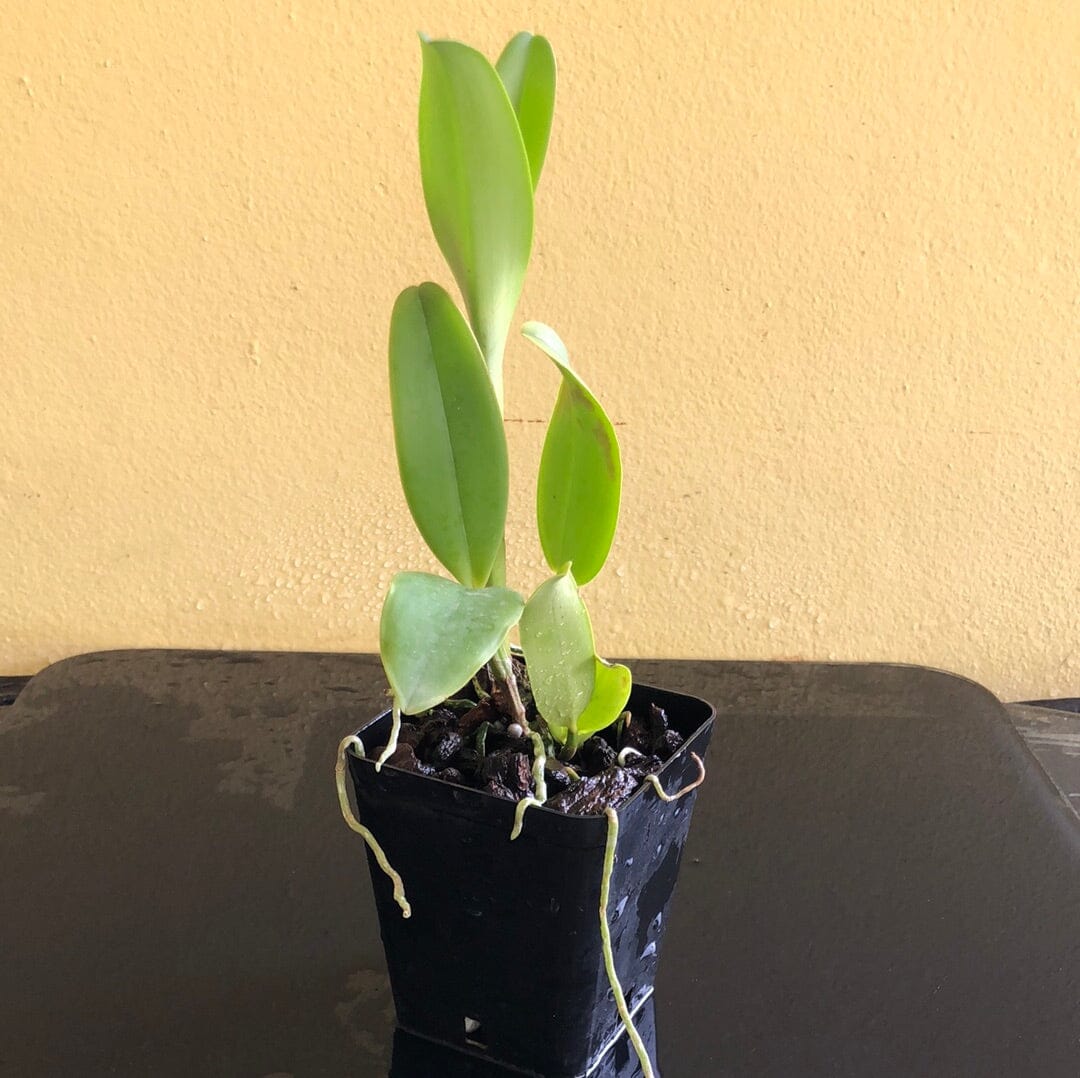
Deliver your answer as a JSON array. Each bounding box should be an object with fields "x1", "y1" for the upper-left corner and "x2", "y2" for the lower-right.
[{"x1": 346, "y1": 680, "x2": 715, "y2": 1078}]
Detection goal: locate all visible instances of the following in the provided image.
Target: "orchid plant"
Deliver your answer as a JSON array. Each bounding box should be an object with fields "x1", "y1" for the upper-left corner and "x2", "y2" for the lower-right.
[
  {"x1": 334, "y1": 35, "x2": 691, "y2": 1076},
  {"x1": 379, "y1": 31, "x2": 630, "y2": 765}
]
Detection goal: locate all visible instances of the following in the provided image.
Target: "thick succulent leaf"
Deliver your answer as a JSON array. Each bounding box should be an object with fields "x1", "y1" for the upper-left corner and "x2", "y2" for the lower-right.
[
  {"x1": 380, "y1": 572, "x2": 524, "y2": 715},
  {"x1": 419, "y1": 38, "x2": 534, "y2": 390},
  {"x1": 574, "y1": 659, "x2": 632, "y2": 739},
  {"x1": 389, "y1": 283, "x2": 508, "y2": 587},
  {"x1": 495, "y1": 32, "x2": 556, "y2": 189},
  {"x1": 518, "y1": 570, "x2": 597, "y2": 739},
  {"x1": 523, "y1": 321, "x2": 622, "y2": 585},
  {"x1": 542, "y1": 657, "x2": 633, "y2": 745}
]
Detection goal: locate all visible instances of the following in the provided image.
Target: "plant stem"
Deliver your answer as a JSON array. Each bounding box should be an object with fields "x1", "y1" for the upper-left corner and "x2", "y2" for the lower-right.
[
  {"x1": 483, "y1": 539, "x2": 528, "y2": 726},
  {"x1": 560, "y1": 729, "x2": 584, "y2": 761},
  {"x1": 485, "y1": 345, "x2": 505, "y2": 412},
  {"x1": 486, "y1": 536, "x2": 508, "y2": 587},
  {"x1": 490, "y1": 645, "x2": 528, "y2": 729}
]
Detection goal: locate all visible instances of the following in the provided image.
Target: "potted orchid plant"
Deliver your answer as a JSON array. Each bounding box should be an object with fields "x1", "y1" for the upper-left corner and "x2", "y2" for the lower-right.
[{"x1": 335, "y1": 30, "x2": 714, "y2": 1078}]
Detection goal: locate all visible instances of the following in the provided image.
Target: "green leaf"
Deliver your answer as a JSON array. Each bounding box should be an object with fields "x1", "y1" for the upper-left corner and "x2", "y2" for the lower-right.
[
  {"x1": 523, "y1": 321, "x2": 622, "y2": 585},
  {"x1": 380, "y1": 572, "x2": 524, "y2": 715},
  {"x1": 575, "y1": 658, "x2": 632, "y2": 739},
  {"x1": 419, "y1": 38, "x2": 534, "y2": 395},
  {"x1": 519, "y1": 570, "x2": 595, "y2": 735},
  {"x1": 390, "y1": 283, "x2": 508, "y2": 587},
  {"x1": 519, "y1": 571, "x2": 632, "y2": 744},
  {"x1": 495, "y1": 32, "x2": 556, "y2": 190}
]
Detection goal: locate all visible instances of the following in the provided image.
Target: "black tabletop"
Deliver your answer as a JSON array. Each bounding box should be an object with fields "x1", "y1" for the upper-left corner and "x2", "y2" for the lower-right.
[{"x1": 2, "y1": 651, "x2": 1079, "y2": 1077}]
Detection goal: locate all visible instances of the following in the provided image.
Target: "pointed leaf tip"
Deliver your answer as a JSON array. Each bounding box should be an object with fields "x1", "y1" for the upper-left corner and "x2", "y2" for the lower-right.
[
  {"x1": 419, "y1": 39, "x2": 533, "y2": 381},
  {"x1": 524, "y1": 322, "x2": 621, "y2": 585},
  {"x1": 496, "y1": 32, "x2": 556, "y2": 190}
]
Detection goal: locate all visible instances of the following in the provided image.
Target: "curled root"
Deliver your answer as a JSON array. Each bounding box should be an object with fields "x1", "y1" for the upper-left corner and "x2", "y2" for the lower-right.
[
  {"x1": 335, "y1": 734, "x2": 411, "y2": 918},
  {"x1": 645, "y1": 751, "x2": 706, "y2": 803}
]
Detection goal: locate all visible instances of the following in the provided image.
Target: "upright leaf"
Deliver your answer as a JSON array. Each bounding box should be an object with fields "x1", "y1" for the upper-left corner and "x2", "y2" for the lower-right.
[
  {"x1": 519, "y1": 570, "x2": 595, "y2": 735},
  {"x1": 496, "y1": 32, "x2": 556, "y2": 190},
  {"x1": 419, "y1": 38, "x2": 534, "y2": 397},
  {"x1": 523, "y1": 321, "x2": 621, "y2": 585},
  {"x1": 390, "y1": 283, "x2": 508, "y2": 587},
  {"x1": 380, "y1": 572, "x2": 524, "y2": 715}
]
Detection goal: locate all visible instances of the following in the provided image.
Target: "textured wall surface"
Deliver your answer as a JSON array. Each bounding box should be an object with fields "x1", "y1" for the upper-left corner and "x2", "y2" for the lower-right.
[{"x1": 3, "y1": 1, "x2": 1077, "y2": 696}]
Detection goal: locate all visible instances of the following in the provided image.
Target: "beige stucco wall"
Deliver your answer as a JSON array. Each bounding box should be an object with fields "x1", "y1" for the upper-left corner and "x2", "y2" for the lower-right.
[{"x1": 3, "y1": 2, "x2": 1077, "y2": 697}]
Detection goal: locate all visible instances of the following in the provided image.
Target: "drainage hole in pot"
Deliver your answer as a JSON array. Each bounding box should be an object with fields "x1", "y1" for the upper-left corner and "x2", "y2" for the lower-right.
[{"x1": 464, "y1": 1017, "x2": 487, "y2": 1050}]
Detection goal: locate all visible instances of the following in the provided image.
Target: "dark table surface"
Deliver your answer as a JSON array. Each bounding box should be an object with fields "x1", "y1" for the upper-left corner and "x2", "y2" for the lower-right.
[{"x1": 2, "y1": 651, "x2": 1079, "y2": 1078}]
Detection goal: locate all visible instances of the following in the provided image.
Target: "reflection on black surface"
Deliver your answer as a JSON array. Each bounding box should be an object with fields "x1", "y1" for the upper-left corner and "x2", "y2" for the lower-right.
[{"x1": 389, "y1": 998, "x2": 658, "y2": 1078}]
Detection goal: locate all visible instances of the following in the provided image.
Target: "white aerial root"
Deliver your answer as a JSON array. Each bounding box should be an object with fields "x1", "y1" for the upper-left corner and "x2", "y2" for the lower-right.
[
  {"x1": 374, "y1": 700, "x2": 402, "y2": 772},
  {"x1": 335, "y1": 734, "x2": 411, "y2": 918},
  {"x1": 509, "y1": 734, "x2": 552, "y2": 842},
  {"x1": 600, "y1": 807, "x2": 655, "y2": 1078},
  {"x1": 509, "y1": 731, "x2": 550, "y2": 841},
  {"x1": 528, "y1": 731, "x2": 548, "y2": 804},
  {"x1": 596, "y1": 750, "x2": 707, "y2": 1076},
  {"x1": 510, "y1": 796, "x2": 544, "y2": 840},
  {"x1": 645, "y1": 751, "x2": 706, "y2": 802}
]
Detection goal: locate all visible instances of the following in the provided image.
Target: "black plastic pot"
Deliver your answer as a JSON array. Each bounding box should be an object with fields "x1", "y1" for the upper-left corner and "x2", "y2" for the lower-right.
[
  {"x1": 389, "y1": 997, "x2": 658, "y2": 1077},
  {"x1": 346, "y1": 680, "x2": 715, "y2": 1078}
]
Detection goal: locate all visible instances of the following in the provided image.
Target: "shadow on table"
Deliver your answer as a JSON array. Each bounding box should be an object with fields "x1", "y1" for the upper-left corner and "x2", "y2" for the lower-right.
[{"x1": 389, "y1": 998, "x2": 657, "y2": 1077}]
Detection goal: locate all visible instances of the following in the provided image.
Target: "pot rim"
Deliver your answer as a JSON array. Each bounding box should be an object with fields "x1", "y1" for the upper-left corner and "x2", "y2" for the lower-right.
[{"x1": 349, "y1": 678, "x2": 716, "y2": 823}]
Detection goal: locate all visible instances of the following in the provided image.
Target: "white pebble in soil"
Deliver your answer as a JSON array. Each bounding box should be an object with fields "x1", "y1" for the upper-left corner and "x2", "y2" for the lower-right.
[{"x1": 507, "y1": 722, "x2": 525, "y2": 739}]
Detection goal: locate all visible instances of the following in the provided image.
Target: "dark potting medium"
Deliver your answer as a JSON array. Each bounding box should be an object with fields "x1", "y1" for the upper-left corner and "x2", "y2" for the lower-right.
[{"x1": 346, "y1": 681, "x2": 715, "y2": 1078}]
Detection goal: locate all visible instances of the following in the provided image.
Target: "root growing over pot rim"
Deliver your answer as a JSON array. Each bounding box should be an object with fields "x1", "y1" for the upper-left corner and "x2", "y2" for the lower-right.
[
  {"x1": 599, "y1": 807, "x2": 654, "y2": 1078},
  {"x1": 646, "y1": 752, "x2": 706, "y2": 802},
  {"x1": 510, "y1": 731, "x2": 549, "y2": 840},
  {"x1": 528, "y1": 730, "x2": 548, "y2": 804},
  {"x1": 374, "y1": 700, "x2": 402, "y2": 772},
  {"x1": 510, "y1": 796, "x2": 544, "y2": 840},
  {"x1": 335, "y1": 734, "x2": 412, "y2": 918},
  {"x1": 599, "y1": 752, "x2": 708, "y2": 1078}
]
